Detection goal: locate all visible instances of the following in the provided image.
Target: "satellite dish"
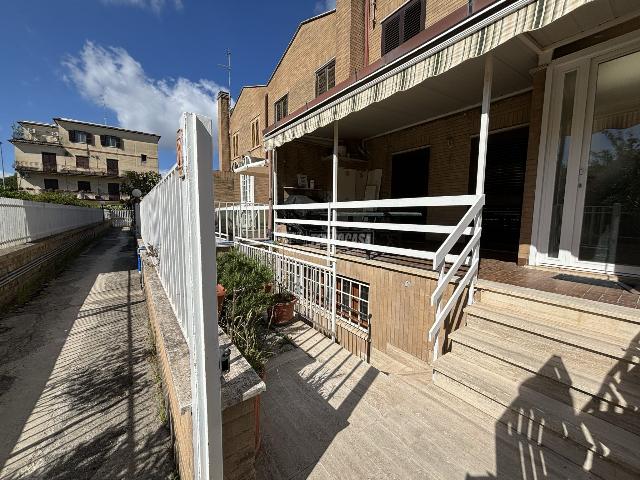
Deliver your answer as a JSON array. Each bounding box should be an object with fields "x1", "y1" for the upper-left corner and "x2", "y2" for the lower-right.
[{"x1": 131, "y1": 188, "x2": 142, "y2": 198}]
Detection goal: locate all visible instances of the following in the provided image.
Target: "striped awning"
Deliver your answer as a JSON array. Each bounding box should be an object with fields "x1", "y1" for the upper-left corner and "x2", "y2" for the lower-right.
[{"x1": 264, "y1": 0, "x2": 595, "y2": 150}]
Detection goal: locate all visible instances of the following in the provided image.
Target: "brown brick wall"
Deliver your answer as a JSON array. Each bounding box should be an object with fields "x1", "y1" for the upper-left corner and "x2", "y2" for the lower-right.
[
  {"x1": 267, "y1": 12, "x2": 337, "y2": 128},
  {"x1": 218, "y1": 92, "x2": 232, "y2": 172},
  {"x1": 213, "y1": 170, "x2": 270, "y2": 205},
  {"x1": 229, "y1": 87, "x2": 266, "y2": 162},
  {"x1": 276, "y1": 140, "x2": 368, "y2": 203},
  {"x1": 336, "y1": 0, "x2": 365, "y2": 81},
  {"x1": 365, "y1": 92, "x2": 532, "y2": 225}
]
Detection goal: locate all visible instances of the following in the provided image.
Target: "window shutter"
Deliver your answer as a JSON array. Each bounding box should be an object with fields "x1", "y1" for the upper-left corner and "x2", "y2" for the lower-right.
[
  {"x1": 382, "y1": 14, "x2": 401, "y2": 55},
  {"x1": 69, "y1": 130, "x2": 76, "y2": 142},
  {"x1": 117, "y1": 138, "x2": 123, "y2": 149},
  {"x1": 327, "y1": 61, "x2": 335, "y2": 90},
  {"x1": 100, "y1": 135, "x2": 106, "y2": 146},
  {"x1": 403, "y1": 0, "x2": 422, "y2": 42},
  {"x1": 86, "y1": 132, "x2": 93, "y2": 145},
  {"x1": 316, "y1": 69, "x2": 327, "y2": 96}
]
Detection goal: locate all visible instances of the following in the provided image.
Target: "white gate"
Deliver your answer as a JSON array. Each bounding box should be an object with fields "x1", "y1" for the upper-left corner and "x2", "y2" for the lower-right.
[{"x1": 104, "y1": 209, "x2": 134, "y2": 227}]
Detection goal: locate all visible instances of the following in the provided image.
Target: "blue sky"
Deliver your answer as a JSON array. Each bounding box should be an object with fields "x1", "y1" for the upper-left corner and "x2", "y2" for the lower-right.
[{"x1": 0, "y1": 0, "x2": 336, "y2": 175}]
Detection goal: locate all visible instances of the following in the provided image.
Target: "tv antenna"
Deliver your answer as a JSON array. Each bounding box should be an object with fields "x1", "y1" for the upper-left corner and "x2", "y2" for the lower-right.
[{"x1": 218, "y1": 49, "x2": 231, "y2": 94}]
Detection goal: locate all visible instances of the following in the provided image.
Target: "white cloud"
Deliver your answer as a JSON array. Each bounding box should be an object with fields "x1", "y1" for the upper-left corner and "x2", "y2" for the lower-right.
[
  {"x1": 62, "y1": 41, "x2": 222, "y2": 150},
  {"x1": 314, "y1": 0, "x2": 336, "y2": 14},
  {"x1": 100, "y1": 0, "x2": 183, "y2": 13}
]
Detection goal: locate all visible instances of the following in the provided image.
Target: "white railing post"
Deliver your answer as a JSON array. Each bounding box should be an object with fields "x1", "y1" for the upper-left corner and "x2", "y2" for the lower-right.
[
  {"x1": 331, "y1": 121, "x2": 338, "y2": 257},
  {"x1": 140, "y1": 113, "x2": 223, "y2": 479}
]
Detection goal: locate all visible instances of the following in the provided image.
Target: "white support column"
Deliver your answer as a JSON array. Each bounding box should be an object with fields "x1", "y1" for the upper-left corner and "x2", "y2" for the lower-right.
[
  {"x1": 331, "y1": 121, "x2": 338, "y2": 341},
  {"x1": 469, "y1": 54, "x2": 493, "y2": 306},
  {"x1": 331, "y1": 121, "x2": 338, "y2": 256},
  {"x1": 272, "y1": 148, "x2": 278, "y2": 240},
  {"x1": 476, "y1": 54, "x2": 493, "y2": 198}
]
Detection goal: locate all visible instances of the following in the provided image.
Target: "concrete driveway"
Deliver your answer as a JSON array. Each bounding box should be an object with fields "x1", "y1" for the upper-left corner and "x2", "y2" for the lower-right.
[{"x1": 0, "y1": 229, "x2": 175, "y2": 479}]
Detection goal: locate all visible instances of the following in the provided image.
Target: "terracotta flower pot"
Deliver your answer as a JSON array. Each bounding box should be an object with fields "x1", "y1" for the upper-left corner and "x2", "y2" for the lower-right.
[
  {"x1": 270, "y1": 297, "x2": 297, "y2": 325},
  {"x1": 216, "y1": 284, "x2": 226, "y2": 316}
]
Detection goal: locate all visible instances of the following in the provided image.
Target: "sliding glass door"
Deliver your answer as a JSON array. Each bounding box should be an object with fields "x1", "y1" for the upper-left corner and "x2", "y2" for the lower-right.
[{"x1": 537, "y1": 40, "x2": 640, "y2": 275}]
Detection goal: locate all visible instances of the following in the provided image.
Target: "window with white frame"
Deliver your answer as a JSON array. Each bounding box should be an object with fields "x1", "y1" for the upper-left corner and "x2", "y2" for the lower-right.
[
  {"x1": 335, "y1": 276, "x2": 370, "y2": 330},
  {"x1": 240, "y1": 174, "x2": 254, "y2": 204}
]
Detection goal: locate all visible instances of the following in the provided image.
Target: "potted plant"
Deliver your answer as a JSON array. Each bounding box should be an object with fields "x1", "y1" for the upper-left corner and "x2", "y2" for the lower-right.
[
  {"x1": 216, "y1": 284, "x2": 226, "y2": 316},
  {"x1": 269, "y1": 290, "x2": 297, "y2": 325}
]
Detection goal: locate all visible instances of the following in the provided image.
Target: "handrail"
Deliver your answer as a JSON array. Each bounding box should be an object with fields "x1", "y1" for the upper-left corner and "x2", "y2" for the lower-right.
[{"x1": 428, "y1": 194, "x2": 484, "y2": 361}]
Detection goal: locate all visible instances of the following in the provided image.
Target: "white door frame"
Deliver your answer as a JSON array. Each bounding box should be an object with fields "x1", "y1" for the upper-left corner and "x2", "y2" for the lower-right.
[{"x1": 531, "y1": 30, "x2": 640, "y2": 276}]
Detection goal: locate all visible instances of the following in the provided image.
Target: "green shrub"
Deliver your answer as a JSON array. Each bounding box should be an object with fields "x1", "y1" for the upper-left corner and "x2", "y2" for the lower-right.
[
  {"x1": 0, "y1": 188, "x2": 98, "y2": 208},
  {"x1": 217, "y1": 249, "x2": 275, "y2": 375}
]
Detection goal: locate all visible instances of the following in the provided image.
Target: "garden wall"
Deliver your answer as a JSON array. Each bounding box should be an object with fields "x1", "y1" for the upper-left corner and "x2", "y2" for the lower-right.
[{"x1": 142, "y1": 254, "x2": 265, "y2": 480}]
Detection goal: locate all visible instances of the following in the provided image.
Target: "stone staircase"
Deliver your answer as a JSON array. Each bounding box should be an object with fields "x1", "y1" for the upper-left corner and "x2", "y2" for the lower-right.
[{"x1": 432, "y1": 280, "x2": 640, "y2": 480}]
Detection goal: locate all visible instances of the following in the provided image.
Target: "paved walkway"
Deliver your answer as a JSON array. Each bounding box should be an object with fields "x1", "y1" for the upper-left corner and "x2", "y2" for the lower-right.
[
  {"x1": 0, "y1": 229, "x2": 175, "y2": 479},
  {"x1": 256, "y1": 321, "x2": 594, "y2": 480}
]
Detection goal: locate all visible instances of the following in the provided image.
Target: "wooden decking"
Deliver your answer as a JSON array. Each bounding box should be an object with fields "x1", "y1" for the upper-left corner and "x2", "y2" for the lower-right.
[{"x1": 256, "y1": 321, "x2": 595, "y2": 480}]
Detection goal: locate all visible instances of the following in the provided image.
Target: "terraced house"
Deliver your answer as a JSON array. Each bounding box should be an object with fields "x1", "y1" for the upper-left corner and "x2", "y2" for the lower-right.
[
  {"x1": 11, "y1": 118, "x2": 159, "y2": 202},
  {"x1": 218, "y1": 0, "x2": 640, "y2": 477}
]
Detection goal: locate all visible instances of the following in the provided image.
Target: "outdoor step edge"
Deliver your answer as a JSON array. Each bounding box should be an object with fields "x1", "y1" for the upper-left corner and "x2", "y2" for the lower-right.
[
  {"x1": 432, "y1": 353, "x2": 640, "y2": 473},
  {"x1": 476, "y1": 279, "x2": 640, "y2": 324},
  {"x1": 449, "y1": 326, "x2": 640, "y2": 409},
  {"x1": 432, "y1": 368, "x2": 638, "y2": 480},
  {"x1": 465, "y1": 303, "x2": 639, "y2": 364}
]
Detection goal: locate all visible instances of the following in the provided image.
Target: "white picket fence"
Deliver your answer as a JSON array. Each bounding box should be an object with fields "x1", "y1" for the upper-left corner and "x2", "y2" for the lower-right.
[
  {"x1": 0, "y1": 198, "x2": 105, "y2": 248},
  {"x1": 103, "y1": 208, "x2": 134, "y2": 227},
  {"x1": 140, "y1": 113, "x2": 223, "y2": 479}
]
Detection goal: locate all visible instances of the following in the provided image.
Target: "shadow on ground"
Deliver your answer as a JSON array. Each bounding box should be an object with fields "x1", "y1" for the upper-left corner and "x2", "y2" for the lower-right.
[{"x1": 0, "y1": 229, "x2": 175, "y2": 479}]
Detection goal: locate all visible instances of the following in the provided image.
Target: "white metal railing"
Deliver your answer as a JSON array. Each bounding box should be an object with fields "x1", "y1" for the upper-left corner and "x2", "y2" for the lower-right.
[
  {"x1": 271, "y1": 193, "x2": 484, "y2": 361},
  {"x1": 140, "y1": 113, "x2": 222, "y2": 479},
  {"x1": 215, "y1": 202, "x2": 269, "y2": 241},
  {"x1": 238, "y1": 241, "x2": 337, "y2": 334},
  {"x1": 103, "y1": 208, "x2": 134, "y2": 227},
  {"x1": 0, "y1": 198, "x2": 105, "y2": 248},
  {"x1": 428, "y1": 194, "x2": 484, "y2": 361},
  {"x1": 273, "y1": 195, "x2": 481, "y2": 263},
  {"x1": 238, "y1": 241, "x2": 372, "y2": 338}
]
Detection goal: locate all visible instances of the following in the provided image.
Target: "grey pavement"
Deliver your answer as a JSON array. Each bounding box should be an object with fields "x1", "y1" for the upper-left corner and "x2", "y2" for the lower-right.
[{"x1": 0, "y1": 229, "x2": 175, "y2": 479}]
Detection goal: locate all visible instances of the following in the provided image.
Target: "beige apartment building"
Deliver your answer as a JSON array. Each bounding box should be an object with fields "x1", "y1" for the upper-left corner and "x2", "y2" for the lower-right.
[{"x1": 11, "y1": 118, "x2": 160, "y2": 202}]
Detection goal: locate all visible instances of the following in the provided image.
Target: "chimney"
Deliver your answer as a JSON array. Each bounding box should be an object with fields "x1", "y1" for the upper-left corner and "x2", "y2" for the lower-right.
[{"x1": 217, "y1": 91, "x2": 231, "y2": 172}]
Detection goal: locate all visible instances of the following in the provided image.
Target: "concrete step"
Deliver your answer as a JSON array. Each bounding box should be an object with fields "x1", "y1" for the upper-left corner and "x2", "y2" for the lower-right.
[
  {"x1": 466, "y1": 302, "x2": 639, "y2": 364},
  {"x1": 477, "y1": 280, "x2": 640, "y2": 338},
  {"x1": 449, "y1": 325, "x2": 640, "y2": 412},
  {"x1": 433, "y1": 352, "x2": 640, "y2": 479}
]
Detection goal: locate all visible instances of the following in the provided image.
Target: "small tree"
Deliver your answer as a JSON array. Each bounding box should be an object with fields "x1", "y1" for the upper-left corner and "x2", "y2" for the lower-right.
[
  {"x1": 1, "y1": 174, "x2": 18, "y2": 191},
  {"x1": 119, "y1": 171, "x2": 161, "y2": 203}
]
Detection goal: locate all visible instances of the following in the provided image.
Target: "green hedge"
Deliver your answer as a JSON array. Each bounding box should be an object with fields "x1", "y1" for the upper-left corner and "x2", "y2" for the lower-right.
[{"x1": 0, "y1": 189, "x2": 99, "y2": 208}]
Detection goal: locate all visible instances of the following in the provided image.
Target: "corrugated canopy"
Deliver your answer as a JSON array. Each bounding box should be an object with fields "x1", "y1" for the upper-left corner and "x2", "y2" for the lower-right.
[{"x1": 264, "y1": 0, "x2": 598, "y2": 150}]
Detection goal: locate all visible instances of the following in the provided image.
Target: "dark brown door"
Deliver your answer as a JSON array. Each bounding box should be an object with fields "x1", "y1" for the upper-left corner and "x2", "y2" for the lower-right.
[
  {"x1": 42, "y1": 152, "x2": 57, "y2": 172},
  {"x1": 469, "y1": 126, "x2": 529, "y2": 259},
  {"x1": 107, "y1": 159, "x2": 119, "y2": 176},
  {"x1": 107, "y1": 182, "x2": 120, "y2": 201}
]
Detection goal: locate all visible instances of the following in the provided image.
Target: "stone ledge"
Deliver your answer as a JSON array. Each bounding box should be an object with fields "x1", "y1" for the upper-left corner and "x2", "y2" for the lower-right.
[{"x1": 141, "y1": 253, "x2": 265, "y2": 414}]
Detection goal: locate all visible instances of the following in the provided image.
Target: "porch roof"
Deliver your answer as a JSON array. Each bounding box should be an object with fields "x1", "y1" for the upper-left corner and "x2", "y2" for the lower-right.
[{"x1": 264, "y1": 0, "x2": 636, "y2": 148}]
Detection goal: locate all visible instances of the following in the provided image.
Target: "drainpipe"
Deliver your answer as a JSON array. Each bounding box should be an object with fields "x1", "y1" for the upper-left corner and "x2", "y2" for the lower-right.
[{"x1": 364, "y1": 0, "x2": 370, "y2": 66}]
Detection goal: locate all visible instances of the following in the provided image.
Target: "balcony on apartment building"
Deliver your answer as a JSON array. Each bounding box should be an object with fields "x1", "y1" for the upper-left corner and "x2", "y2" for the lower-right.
[
  {"x1": 14, "y1": 159, "x2": 156, "y2": 178},
  {"x1": 11, "y1": 130, "x2": 62, "y2": 146}
]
